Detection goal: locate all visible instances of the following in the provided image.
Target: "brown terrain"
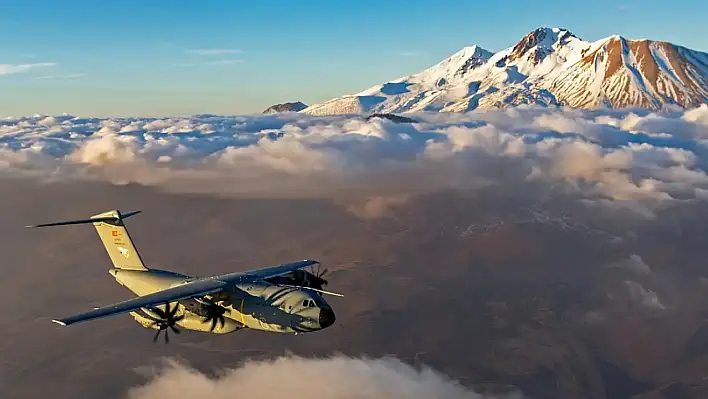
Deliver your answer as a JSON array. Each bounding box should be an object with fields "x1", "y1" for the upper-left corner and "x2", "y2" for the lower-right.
[
  {"x1": 3, "y1": 179, "x2": 708, "y2": 398},
  {"x1": 571, "y1": 36, "x2": 708, "y2": 109}
]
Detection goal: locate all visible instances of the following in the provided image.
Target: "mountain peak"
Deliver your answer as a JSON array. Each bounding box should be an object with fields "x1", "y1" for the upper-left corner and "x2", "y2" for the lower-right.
[
  {"x1": 508, "y1": 27, "x2": 581, "y2": 65},
  {"x1": 459, "y1": 44, "x2": 488, "y2": 56},
  {"x1": 302, "y1": 27, "x2": 708, "y2": 116},
  {"x1": 517, "y1": 27, "x2": 578, "y2": 44}
]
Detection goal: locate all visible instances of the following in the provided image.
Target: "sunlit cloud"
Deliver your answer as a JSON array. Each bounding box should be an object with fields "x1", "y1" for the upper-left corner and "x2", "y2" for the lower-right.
[
  {"x1": 2, "y1": 106, "x2": 708, "y2": 220},
  {"x1": 127, "y1": 355, "x2": 520, "y2": 399}
]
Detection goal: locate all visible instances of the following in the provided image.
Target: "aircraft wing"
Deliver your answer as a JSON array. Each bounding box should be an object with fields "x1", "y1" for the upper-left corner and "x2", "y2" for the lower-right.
[
  {"x1": 52, "y1": 278, "x2": 228, "y2": 327},
  {"x1": 221, "y1": 259, "x2": 320, "y2": 283}
]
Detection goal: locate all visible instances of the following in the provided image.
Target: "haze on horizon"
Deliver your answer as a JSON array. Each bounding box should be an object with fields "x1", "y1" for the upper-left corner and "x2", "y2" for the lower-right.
[{"x1": 1, "y1": 0, "x2": 707, "y2": 117}]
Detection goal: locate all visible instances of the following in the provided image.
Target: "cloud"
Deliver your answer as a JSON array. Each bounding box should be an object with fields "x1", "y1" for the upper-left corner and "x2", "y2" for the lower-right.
[
  {"x1": 624, "y1": 280, "x2": 665, "y2": 310},
  {"x1": 205, "y1": 59, "x2": 244, "y2": 65},
  {"x1": 127, "y1": 355, "x2": 519, "y2": 399},
  {"x1": 608, "y1": 254, "x2": 652, "y2": 274},
  {"x1": 186, "y1": 49, "x2": 242, "y2": 55},
  {"x1": 34, "y1": 73, "x2": 85, "y2": 80},
  {"x1": 343, "y1": 195, "x2": 411, "y2": 219},
  {"x1": 396, "y1": 51, "x2": 424, "y2": 57},
  {"x1": 0, "y1": 62, "x2": 55, "y2": 75},
  {"x1": 2, "y1": 106, "x2": 708, "y2": 218}
]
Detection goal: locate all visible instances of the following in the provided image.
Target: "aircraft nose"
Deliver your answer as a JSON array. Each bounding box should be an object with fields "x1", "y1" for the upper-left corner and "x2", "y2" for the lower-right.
[{"x1": 318, "y1": 307, "x2": 336, "y2": 329}]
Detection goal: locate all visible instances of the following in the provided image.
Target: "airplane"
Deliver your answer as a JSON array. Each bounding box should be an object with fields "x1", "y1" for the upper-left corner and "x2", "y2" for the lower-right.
[{"x1": 26, "y1": 209, "x2": 341, "y2": 343}]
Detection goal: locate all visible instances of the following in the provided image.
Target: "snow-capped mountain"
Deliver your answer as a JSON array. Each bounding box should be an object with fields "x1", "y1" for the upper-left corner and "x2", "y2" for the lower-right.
[{"x1": 301, "y1": 27, "x2": 708, "y2": 115}]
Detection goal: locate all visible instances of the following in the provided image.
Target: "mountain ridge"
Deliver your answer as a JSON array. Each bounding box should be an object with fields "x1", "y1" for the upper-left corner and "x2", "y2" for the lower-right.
[
  {"x1": 263, "y1": 101, "x2": 308, "y2": 114},
  {"x1": 300, "y1": 27, "x2": 708, "y2": 115}
]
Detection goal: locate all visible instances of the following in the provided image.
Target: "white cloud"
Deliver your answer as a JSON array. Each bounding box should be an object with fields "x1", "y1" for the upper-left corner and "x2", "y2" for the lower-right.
[
  {"x1": 1, "y1": 106, "x2": 708, "y2": 217},
  {"x1": 34, "y1": 73, "x2": 85, "y2": 80},
  {"x1": 186, "y1": 49, "x2": 242, "y2": 55},
  {"x1": 0, "y1": 62, "x2": 55, "y2": 76},
  {"x1": 205, "y1": 59, "x2": 244, "y2": 65},
  {"x1": 127, "y1": 355, "x2": 519, "y2": 399}
]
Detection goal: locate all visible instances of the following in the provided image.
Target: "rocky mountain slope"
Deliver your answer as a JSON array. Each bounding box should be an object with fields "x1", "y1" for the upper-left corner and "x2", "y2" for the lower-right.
[
  {"x1": 263, "y1": 101, "x2": 308, "y2": 114},
  {"x1": 301, "y1": 27, "x2": 708, "y2": 115}
]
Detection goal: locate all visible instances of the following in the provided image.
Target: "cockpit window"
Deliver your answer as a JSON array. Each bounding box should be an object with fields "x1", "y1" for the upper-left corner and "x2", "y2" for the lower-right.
[{"x1": 302, "y1": 299, "x2": 316, "y2": 307}]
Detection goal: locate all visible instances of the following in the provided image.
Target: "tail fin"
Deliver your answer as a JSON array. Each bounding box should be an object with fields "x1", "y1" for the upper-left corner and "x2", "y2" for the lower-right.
[{"x1": 26, "y1": 209, "x2": 149, "y2": 271}]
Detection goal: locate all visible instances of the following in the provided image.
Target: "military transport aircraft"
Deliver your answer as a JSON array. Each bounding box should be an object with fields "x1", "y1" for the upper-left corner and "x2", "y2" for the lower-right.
[{"x1": 26, "y1": 209, "x2": 341, "y2": 343}]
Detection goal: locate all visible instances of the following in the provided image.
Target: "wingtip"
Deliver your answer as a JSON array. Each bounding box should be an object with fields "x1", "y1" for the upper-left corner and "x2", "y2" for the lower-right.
[{"x1": 51, "y1": 319, "x2": 67, "y2": 326}]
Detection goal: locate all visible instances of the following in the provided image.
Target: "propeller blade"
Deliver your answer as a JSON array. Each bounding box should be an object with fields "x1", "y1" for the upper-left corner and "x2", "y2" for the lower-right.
[
  {"x1": 164, "y1": 330, "x2": 169, "y2": 343},
  {"x1": 153, "y1": 329, "x2": 161, "y2": 343},
  {"x1": 169, "y1": 325, "x2": 180, "y2": 334},
  {"x1": 152, "y1": 307, "x2": 167, "y2": 319}
]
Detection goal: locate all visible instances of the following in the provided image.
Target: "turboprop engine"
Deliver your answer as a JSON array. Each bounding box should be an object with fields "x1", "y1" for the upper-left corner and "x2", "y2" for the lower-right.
[{"x1": 129, "y1": 302, "x2": 243, "y2": 343}]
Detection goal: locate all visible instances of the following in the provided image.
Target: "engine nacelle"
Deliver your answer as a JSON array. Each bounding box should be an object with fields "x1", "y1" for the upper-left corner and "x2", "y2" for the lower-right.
[
  {"x1": 129, "y1": 309, "x2": 162, "y2": 330},
  {"x1": 129, "y1": 306, "x2": 244, "y2": 334}
]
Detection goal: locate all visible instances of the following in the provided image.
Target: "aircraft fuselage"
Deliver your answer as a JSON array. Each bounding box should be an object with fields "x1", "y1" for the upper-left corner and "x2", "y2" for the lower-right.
[{"x1": 109, "y1": 268, "x2": 335, "y2": 335}]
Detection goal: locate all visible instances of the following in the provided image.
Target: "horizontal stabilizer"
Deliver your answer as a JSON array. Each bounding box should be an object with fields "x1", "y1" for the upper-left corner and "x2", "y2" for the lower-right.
[{"x1": 25, "y1": 210, "x2": 141, "y2": 228}]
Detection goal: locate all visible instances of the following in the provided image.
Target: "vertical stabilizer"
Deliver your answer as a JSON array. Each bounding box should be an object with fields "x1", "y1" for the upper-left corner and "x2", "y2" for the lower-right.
[
  {"x1": 26, "y1": 209, "x2": 149, "y2": 271},
  {"x1": 90, "y1": 210, "x2": 148, "y2": 271}
]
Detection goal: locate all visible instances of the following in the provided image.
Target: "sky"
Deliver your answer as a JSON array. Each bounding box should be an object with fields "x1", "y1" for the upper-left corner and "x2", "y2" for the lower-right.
[{"x1": 0, "y1": 0, "x2": 706, "y2": 117}]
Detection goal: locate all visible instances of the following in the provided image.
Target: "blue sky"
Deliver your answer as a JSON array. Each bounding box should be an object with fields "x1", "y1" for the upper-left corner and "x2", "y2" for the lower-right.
[{"x1": 0, "y1": 0, "x2": 705, "y2": 117}]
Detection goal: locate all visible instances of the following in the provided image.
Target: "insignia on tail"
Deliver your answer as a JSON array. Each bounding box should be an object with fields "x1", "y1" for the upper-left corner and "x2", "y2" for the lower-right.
[{"x1": 90, "y1": 210, "x2": 147, "y2": 270}]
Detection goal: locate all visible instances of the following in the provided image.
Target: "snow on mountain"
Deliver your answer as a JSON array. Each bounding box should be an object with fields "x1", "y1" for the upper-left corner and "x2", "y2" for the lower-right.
[{"x1": 301, "y1": 27, "x2": 708, "y2": 115}]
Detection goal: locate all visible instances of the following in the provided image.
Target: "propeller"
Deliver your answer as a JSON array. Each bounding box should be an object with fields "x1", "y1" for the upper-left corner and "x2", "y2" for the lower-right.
[
  {"x1": 199, "y1": 299, "x2": 227, "y2": 332},
  {"x1": 309, "y1": 262, "x2": 329, "y2": 289},
  {"x1": 147, "y1": 302, "x2": 184, "y2": 344}
]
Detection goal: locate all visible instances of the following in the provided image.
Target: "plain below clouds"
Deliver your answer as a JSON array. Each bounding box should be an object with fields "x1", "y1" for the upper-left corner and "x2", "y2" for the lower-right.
[
  {"x1": 1, "y1": 105, "x2": 708, "y2": 217},
  {"x1": 127, "y1": 355, "x2": 520, "y2": 399}
]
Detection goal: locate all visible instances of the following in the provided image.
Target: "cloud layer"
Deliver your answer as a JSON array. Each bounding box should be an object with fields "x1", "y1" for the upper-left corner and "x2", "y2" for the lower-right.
[
  {"x1": 2, "y1": 105, "x2": 708, "y2": 215},
  {"x1": 127, "y1": 355, "x2": 519, "y2": 399}
]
